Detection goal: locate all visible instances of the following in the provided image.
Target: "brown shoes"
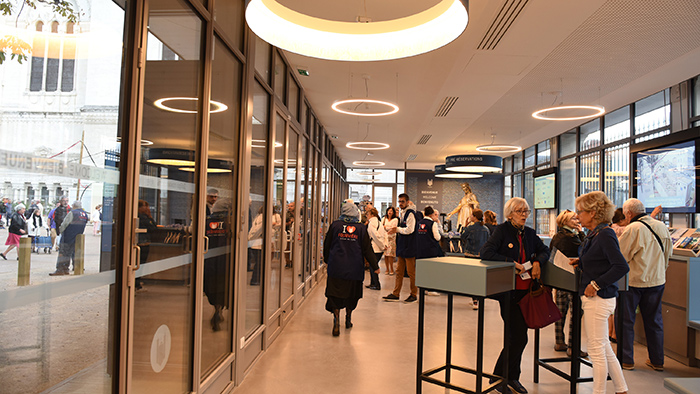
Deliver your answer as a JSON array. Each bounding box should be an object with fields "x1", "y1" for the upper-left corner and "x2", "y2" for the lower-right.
[
  {"x1": 554, "y1": 343, "x2": 567, "y2": 352},
  {"x1": 621, "y1": 363, "x2": 635, "y2": 370},
  {"x1": 646, "y1": 359, "x2": 664, "y2": 371}
]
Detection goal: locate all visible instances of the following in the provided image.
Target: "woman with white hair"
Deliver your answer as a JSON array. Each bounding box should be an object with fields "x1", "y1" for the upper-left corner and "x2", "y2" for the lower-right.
[
  {"x1": 1, "y1": 204, "x2": 27, "y2": 260},
  {"x1": 571, "y1": 191, "x2": 629, "y2": 394},
  {"x1": 481, "y1": 197, "x2": 549, "y2": 394},
  {"x1": 323, "y1": 200, "x2": 379, "y2": 336}
]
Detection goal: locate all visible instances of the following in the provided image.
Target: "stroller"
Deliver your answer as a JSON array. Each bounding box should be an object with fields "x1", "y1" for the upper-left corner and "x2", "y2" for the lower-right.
[{"x1": 31, "y1": 228, "x2": 52, "y2": 254}]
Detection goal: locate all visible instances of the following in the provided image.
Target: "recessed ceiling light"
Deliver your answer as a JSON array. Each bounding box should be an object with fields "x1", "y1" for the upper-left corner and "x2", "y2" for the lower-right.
[
  {"x1": 154, "y1": 97, "x2": 228, "y2": 114},
  {"x1": 245, "y1": 0, "x2": 469, "y2": 61},
  {"x1": 532, "y1": 105, "x2": 605, "y2": 121}
]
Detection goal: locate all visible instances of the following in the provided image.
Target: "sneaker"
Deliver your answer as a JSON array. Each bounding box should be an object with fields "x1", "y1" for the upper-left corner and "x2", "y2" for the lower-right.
[
  {"x1": 646, "y1": 359, "x2": 663, "y2": 371},
  {"x1": 404, "y1": 295, "x2": 417, "y2": 303},
  {"x1": 0, "y1": 253, "x2": 6, "y2": 260},
  {"x1": 383, "y1": 294, "x2": 400, "y2": 301},
  {"x1": 508, "y1": 380, "x2": 528, "y2": 394},
  {"x1": 554, "y1": 343, "x2": 567, "y2": 352},
  {"x1": 621, "y1": 363, "x2": 635, "y2": 370}
]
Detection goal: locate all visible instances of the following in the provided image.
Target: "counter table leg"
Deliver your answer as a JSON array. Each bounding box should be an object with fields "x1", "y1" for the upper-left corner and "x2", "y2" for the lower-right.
[
  {"x1": 417, "y1": 288, "x2": 425, "y2": 394},
  {"x1": 534, "y1": 328, "x2": 540, "y2": 383},
  {"x1": 503, "y1": 293, "x2": 510, "y2": 394},
  {"x1": 446, "y1": 293, "x2": 453, "y2": 384},
  {"x1": 476, "y1": 295, "x2": 485, "y2": 393}
]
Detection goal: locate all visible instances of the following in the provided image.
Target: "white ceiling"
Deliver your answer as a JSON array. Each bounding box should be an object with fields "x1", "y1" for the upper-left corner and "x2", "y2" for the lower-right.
[{"x1": 280, "y1": 0, "x2": 700, "y2": 170}]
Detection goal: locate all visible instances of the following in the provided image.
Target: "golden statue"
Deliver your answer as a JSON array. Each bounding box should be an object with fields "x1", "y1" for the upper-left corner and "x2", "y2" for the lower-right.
[{"x1": 446, "y1": 182, "x2": 480, "y2": 229}]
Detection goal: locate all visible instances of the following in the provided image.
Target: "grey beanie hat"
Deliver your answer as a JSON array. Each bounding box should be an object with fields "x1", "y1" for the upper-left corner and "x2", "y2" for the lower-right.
[{"x1": 341, "y1": 200, "x2": 358, "y2": 217}]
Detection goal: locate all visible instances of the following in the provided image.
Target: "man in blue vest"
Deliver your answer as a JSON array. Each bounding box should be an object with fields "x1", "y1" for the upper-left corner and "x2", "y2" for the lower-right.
[
  {"x1": 50, "y1": 200, "x2": 89, "y2": 276},
  {"x1": 383, "y1": 193, "x2": 420, "y2": 303}
]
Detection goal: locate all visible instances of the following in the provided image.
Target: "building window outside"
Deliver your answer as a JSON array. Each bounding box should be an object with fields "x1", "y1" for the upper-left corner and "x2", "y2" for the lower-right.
[
  {"x1": 513, "y1": 151, "x2": 523, "y2": 171},
  {"x1": 604, "y1": 143, "x2": 629, "y2": 209},
  {"x1": 537, "y1": 140, "x2": 550, "y2": 165},
  {"x1": 524, "y1": 171, "x2": 534, "y2": 227},
  {"x1": 635, "y1": 89, "x2": 671, "y2": 135},
  {"x1": 29, "y1": 21, "x2": 76, "y2": 93},
  {"x1": 604, "y1": 106, "x2": 630, "y2": 144},
  {"x1": 559, "y1": 129, "x2": 577, "y2": 158},
  {"x1": 580, "y1": 119, "x2": 601, "y2": 151},
  {"x1": 580, "y1": 151, "x2": 600, "y2": 195},
  {"x1": 524, "y1": 146, "x2": 535, "y2": 168},
  {"x1": 512, "y1": 173, "x2": 522, "y2": 198},
  {"x1": 693, "y1": 76, "x2": 700, "y2": 126},
  {"x1": 504, "y1": 175, "x2": 512, "y2": 202},
  {"x1": 559, "y1": 157, "x2": 576, "y2": 210}
]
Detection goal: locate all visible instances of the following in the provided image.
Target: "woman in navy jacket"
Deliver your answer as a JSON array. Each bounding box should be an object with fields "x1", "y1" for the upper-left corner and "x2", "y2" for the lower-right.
[
  {"x1": 480, "y1": 197, "x2": 549, "y2": 394},
  {"x1": 571, "y1": 191, "x2": 628, "y2": 394},
  {"x1": 323, "y1": 201, "x2": 379, "y2": 336}
]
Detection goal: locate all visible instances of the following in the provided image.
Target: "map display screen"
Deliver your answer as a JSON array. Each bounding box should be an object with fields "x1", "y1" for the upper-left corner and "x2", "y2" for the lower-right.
[
  {"x1": 534, "y1": 172, "x2": 556, "y2": 209},
  {"x1": 636, "y1": 140, "x2": 696, "y2": 212}
]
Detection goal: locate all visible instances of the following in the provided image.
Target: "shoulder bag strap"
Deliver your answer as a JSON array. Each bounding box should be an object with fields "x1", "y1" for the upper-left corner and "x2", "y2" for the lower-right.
[{"x1": 637, "y1": 219, "x2": 664, "y2": 253}]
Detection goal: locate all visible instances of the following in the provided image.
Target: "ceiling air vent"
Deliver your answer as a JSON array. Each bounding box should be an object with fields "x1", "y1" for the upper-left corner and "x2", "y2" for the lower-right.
[
  {"x1": 477, "y1": 0, "x2": 530, "y2": 50},
  {"x1": 435, "y1": 96, "x2": 458, "y2": 117},
  {"x1": 417, "y1": 134, "x2": 432, "y2": 145},
  {"x1": 406, "y1": 154, "x2": 417, "y2": 161}
]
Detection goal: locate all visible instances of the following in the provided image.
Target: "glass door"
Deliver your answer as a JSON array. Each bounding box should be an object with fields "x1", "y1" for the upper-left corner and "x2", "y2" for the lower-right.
[
  {"x1": 128, "y1": 0, "x2": 203, "y2": 391},
  {"x1": 373, "y1": 185, "x2": 395, "y2": 218}
]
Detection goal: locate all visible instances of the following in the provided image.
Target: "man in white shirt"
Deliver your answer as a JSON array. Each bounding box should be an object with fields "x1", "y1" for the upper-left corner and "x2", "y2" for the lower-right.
[{"x1": 618, "y1": 198, "x2": 672, "y2": 371}]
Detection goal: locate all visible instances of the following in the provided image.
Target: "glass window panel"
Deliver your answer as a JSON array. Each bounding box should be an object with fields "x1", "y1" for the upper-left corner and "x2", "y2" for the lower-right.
[
  {"x1": 349, "y1": 183, "x2": 372, "y2": 201},
  {"x1": 559, "y1": 129, "x2": 577, "y2": 157},
  {"x1": 635, "y1": 89, "x2": 670, "y2": 135},
  {"x1": 524, "y1": 171, "x2": 534, "y2": 227},
  {"x1": 135, "y1": 0, "x2": 202, "y2": 391},
  {"x1": 374, "y1": 169, "x2": 396, "y2": 183},
  {"x1": 288, "y1": 78, "x2": 299, "y2": 120},
  {"x1": 273, "y1": 50, "x2": 286, "y2": 102},
  {"x1": 537, "y1": 140, "x2": 550, "y2": 164},
  {"x1": 559, "y1": 158, "x2": 576, "y2": 211},
  {"x1": 504, "y1": 175, "x2": 512, "y2": 204},
  {"x1": 201, "y1": 36, "x2": 240, "y2": 377},
  {"x1": 634, "y1": 129, "x2": 670, "y2": 144},
  {"x1": 604, "y1": 143, "x2": 629, "y2": 209},
  {"x1": 254, "y1": 35, "x2": 271, "y2": 85},
  {"x1": 268, "y1": 113, "x2": 285, "y2": 314},
  {"x1": 524, "y1": 146, "x2": 535, "y2": 168},
  {"x1": 513, "y1": 173, "x2": 522, "y2": 198},
  {"x1": 295, "y1": 137, "x2": 307, "y2": 289},
  {"x1": 213, "y1": 0, "x2": 244, "y2": 50},
  {"x1": 513, "y1": 152, "x2": 523, "y2": 171},
  {"x1": 246, "y1": 81, "x2": 269, "y2": 335},
  {"x1": 504, "y1": 157, "x2": 512, "y2": 174},
  {"x1": 604, "y1": 106, "x2": 630, "y2": 144},
  {"x1": 397, "y1": 170, "x2": 405, "y2": 184},
  {"x1": 397, "y1": 184, "x2": 404, "y2": 197},
  {"x1": 580, "y1": 119, "x2": 601, "y2": 151},
  {"x1": 303, "y1": 148, "x2": 316, "y2": 278},
  {"x1": 346, "y1": 169, "x2": 373, "y2": 182},
  {"x1": 693, "y1": 76, "x2": 700, "y2": 118},
  {"x1": 535, "y1": 209, "x2": 550, "y2": 236},
  {"x1": 300, "y1": 100, "x2": 307, "y2": 131},
  {"x1": 580, "y1": 152, "x2": 600, "y2": 195},
  {"x1": 283, "y1": 130, "x2": 297, "y2": 300},
  {"x1": 0, "y1": 1, "x2": 124, "y2": 392}
]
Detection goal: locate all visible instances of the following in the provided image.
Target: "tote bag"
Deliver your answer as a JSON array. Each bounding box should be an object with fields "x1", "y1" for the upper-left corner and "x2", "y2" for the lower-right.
[{"x1": 518, "y1": 279, "x2": 562, "y2": 329}]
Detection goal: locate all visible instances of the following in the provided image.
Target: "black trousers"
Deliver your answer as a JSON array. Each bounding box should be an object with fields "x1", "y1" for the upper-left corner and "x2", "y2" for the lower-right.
[
  {"x1": 368, "y1": 252, "x2": 383, "y2": 288},
  {"x1": 493, "y1": 289, "x2": 528, "y2": 381}
]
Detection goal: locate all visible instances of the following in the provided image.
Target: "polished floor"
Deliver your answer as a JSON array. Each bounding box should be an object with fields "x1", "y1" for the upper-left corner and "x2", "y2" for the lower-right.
[{"x1": 233, "y1": 269, "x2": 700, "y2": 394}]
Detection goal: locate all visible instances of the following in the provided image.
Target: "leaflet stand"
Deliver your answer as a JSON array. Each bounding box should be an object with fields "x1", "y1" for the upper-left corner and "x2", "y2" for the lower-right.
[{"x1": 416, "y1": 257, "x2": 515, "y2": 394}]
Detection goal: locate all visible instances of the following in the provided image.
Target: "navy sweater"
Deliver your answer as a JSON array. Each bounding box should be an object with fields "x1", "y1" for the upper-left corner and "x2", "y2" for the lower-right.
[
  {"x1": 577, "y1": 224, "x2": 629, "y2": 298},
  {"x1": 323, "y1": 219, "x2": 379, "y2": 281},
  {"x1": 480, "y1": 221, "x2": 549, "y2": 265}
]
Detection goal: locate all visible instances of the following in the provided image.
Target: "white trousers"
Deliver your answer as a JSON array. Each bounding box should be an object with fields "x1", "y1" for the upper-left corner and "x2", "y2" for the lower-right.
[{"x1": 581, "y1": 295, "x2": 628, "y2": 394}]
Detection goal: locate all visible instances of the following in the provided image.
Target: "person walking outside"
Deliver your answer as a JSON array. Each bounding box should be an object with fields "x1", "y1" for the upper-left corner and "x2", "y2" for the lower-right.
[
  {"x1": 49, "y1": 201, "x2": 89, "y2": 276},
  {"x1": 324, "y1": 201, "x2": 378, "y2": 336},
  {"x1": 1, "y1": 204, "x2": 27, "y2": 260}
]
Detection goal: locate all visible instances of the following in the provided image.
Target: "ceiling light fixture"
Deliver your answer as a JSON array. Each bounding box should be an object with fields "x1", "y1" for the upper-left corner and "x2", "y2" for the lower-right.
[
  {"x1": 245, "y1": 0, "x2": 469, "y2": 62},
  {"x1": 353, "y1": 160, "x2": 385, "y2": 167},
  {"x1": 476, "y1": 134, "x2": 521, "y2": 153},
  {"x1": 154, "y1": 97, "x2": 228, "y2": 114},
  {"x1": 252, "y1": 139, "x2": 283, "y2": 148},
  {"x1": 357, "y1": 170, "x2": 382, "y2": 176},
  {"x1": 178, "y1": 167, "x2": 232, "y2": 173},
  {"x1": 346, "y1": 141, "x2": 390, "y2": 150},
  {"x1": 445, "y1": 154, "x2": 502, "y2": 173},
  {"x1": 532, "y1": 105, "x2": 605, "y2": 121},
  {"x1": 434, "y1": 165, "x2": 482, "y2": 179},
  {"x1": 146, "y1": 148, "x2": 195, "y2": 167},
  {"x1": 332, "y1": 99, "x2": 399, "y2": 117}
]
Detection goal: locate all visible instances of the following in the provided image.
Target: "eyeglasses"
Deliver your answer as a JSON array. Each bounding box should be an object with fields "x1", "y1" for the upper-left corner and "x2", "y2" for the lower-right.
[
  {"x1": 513, "y1": 209, "x2": 531, "y2": 216},
  {"x1": 398, "y1": 200, "x2": 406, "y2": 203}
]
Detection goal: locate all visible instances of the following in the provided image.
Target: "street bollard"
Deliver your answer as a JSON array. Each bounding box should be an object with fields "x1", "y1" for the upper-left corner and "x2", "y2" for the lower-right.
[
  {"x1": 74, "y1": 233, "x2": 85, "y2": 275},
  {"x1": 18, "y1": 237, "x2": 31, "y2": 286}
]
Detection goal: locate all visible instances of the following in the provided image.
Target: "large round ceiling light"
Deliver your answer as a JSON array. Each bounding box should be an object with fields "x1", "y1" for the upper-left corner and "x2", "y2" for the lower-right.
[
  {"x1": 532, "y1": 105, "x2": 605, "y2": 121},
  {"x1": 476, "y1": 144, "x2": 521, "y2": 153},
  {"x1": 154, "y1": 97, "x2": 228, "y2": 114},
  {"x1": 346, "y1": 141, "x2": 390, "y2": 150},
  {"x1": 245, "y1": 0, "x2": 469, "y2": 61},
  {"x1": 332, "y1": 99, "x2": 399, "y2": 117},
  {"x1": 352, "y1": 160, "x2": 385, "y2": 167}
]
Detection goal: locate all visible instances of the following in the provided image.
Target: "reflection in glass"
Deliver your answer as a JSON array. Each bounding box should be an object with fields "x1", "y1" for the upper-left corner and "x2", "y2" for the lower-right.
[
  {"x1": 513, "y1": 173, "x2": 522, "y2": 198},
  {"x1": 268, "y1": 114, "x2": 286, "y2": 313},
  {"x1": 0, "y1": 0, "x2": 124, "y2": 392},
  {"x1": 605, "y1": 144, "x2": 629, "y2": 209},
  {"x1": 635, "y1": 89, "x2": 670, "y2": 135},
  {"x1": 200, "y1": 37, "x2": 240, "y2": 377},
  {"x1": 604, "y1": 107, "x2": 630, "y2": 144},
  {"x1": 580, "y1": 119, "x2": 601, "y2": 151},
  {"x1": 580, "y1": 151, "x2": 600, "y2": 195},
  {"x1": 245, "y1": 82, "x2": 268, "y2": 335},
  {"x1": 559, "y1": 158, "x2": 576, "y2": 211},
  {"x1": 559, "y1": 129, "x2": 577, "y2": 158},
  {"x1": 297, "y1": 137, "x2": 307, "y2": 289},
  {"x1": 283, "y1": 131, "x2": 298, "y2": 300},
  {"x1": 524, "y1": 171, "x2": 534, "y2": 227}
]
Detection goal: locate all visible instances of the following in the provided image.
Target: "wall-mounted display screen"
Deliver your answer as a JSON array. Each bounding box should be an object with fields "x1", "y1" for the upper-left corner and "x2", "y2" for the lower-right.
[
  {"x1": 636, "y1": 140, "x2": 696, "y2": 213},
  {"x1": 534, "y1": 168, "x2": 556, "y2": 209}
]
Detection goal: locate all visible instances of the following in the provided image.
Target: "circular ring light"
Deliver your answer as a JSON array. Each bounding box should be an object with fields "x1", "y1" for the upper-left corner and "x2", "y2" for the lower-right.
[
  {"x1": 332, "y1": 99, "x2": 399, "y2": 117},
  {"x1": 353, "y1": 160, "x2": 385, "y2": 167},
  {"x1": 346, "y1": 141, "x2": 391, "y2": 150},
  {"x1": 252, "y1": 139, "x2": 283, "y2": 148},
  {"x1": 154, "y1": 97, "x2": 228, "y2": 114},
  {"x1": 476, "y1": 144, "x2": 521, "y2": 153},
  {"x1": 179, "y1": 167, "x2": 232, "y2": 173},
  {"x1": 434, "y1": 165, "x2": 482, "y2": 179},
  {"x1": 445, "y1": 154, "x2": 502, "y2": 173},
  {"x1": 357, "y1": 171, "x2": 382, "y2": 176},
  {"x1": 245, "y1": 0, "x2": 469, "y2": 62},
  {"x1": 532, "y1": 105, "x2": 605, "y2": 121}
]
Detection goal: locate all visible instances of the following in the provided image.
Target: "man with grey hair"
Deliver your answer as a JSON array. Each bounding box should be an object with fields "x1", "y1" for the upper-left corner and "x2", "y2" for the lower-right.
[
  {"x1": 50, "y1": 200, "x2": 90, "y2": 276},
  {"x1": 618, "y1": 198, "x2": 672, "y2": 371}
]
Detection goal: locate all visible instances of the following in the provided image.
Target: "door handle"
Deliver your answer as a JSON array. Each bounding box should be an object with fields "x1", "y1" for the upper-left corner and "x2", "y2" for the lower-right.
[{"x1": 203, "y1": 235, "x2": 209, "y2": 254}]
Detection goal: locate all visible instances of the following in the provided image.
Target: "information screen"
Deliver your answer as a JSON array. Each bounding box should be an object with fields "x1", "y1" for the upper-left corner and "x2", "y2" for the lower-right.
[
  {"x1": 534, "y1": 172, "x2": 556, "y2": 209},
  {"x1": 636, "y1": 140, "x2": 696, "y2": 212}
]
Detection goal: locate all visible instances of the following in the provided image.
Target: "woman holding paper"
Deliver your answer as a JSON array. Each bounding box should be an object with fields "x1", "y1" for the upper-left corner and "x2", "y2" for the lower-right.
[
  {"x1": 481, "y1": 197, "x2": 549, "y2": 394},
  {"x1": 550, "y1": 210, "x2": 587, "y2": 357},
  {"x1": 571, "y1": 191, "x2": 629, "y2": 394}
]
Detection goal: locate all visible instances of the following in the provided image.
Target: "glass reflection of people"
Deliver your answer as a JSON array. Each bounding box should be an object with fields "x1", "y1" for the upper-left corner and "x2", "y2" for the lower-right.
[
  {"x1": 324, "y1": 200, "x2": 379, "y2": 336},
  {"x1": 137, "y1": 199, "x2": 157, "y2": 290},
  {"x1": 446, "y1": 182, "x2": 480, "y2": 230},
  {"x1": 284, "y1": 201, "x2": 295, "y2": 268},
  {"x1": 206, "y1": 188, "x2": 219, "y2": 216},
  {"x1": 1, "y1": 204, "x2": 27, "y2": 260},
  {"x1": 248, "y1": 206, "x2": 264, "y2": 286},
  {"x1": 205, "y1": 198, "x2": 231, "y2": 331}
]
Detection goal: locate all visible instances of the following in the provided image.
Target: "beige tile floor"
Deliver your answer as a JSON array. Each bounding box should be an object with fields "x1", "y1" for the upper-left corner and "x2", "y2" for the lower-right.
[{"x1": 233, "y1": 271, "x2": 700, "y2": 394}]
